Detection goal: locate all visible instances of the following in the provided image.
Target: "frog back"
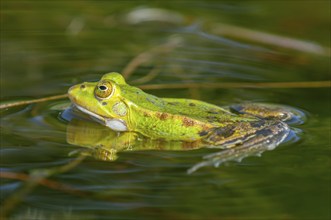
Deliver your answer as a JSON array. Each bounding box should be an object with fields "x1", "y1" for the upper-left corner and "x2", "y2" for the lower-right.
[{"x1": 121, "y1": 86, "x2": 253, "y2": 141}]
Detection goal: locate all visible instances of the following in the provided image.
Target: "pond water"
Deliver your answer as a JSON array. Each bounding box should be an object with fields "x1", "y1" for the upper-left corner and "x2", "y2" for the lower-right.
[{"x1": 1, "y1": 1, "x2": 330, "y2": 220}]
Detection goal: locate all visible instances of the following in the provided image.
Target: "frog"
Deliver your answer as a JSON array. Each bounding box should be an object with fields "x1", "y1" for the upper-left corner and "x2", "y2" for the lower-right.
[{"x1": 67, "y1": 72, "x2": 300, "y2": 173}]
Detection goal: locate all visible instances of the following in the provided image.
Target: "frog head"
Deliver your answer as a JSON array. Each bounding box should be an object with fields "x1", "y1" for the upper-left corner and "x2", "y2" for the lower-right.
[{"x1": 68, "y1": 72, "x2": 130, "y2": 132}]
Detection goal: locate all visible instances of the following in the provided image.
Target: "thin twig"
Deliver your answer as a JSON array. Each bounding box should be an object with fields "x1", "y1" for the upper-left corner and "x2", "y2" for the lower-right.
[{"x1": 0, "y1": 94, "x2": 68, "y2": 110}]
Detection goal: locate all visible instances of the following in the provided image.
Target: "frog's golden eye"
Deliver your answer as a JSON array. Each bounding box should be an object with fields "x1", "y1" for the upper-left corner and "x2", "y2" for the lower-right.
[{"x1": 94, "y1": 81, "x2": 114, "y2": 99}]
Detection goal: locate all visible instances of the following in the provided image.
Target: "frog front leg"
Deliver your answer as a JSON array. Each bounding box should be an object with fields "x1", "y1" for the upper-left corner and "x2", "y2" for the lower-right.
[{"x1": 228, "y1": 103, "x2": 303, "y2": 123}]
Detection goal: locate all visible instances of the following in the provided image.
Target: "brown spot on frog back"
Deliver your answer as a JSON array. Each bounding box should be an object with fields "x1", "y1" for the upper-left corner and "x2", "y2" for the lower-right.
[
  {"x1": 182, "y1": 117, "x2": 195, "y2": 127},
  {"x1": 156, "y1": 112, "x2": 169, "y2": 120}
]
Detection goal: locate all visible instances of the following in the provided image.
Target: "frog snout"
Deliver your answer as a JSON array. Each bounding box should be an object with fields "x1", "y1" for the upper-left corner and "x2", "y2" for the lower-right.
[
  {"x1": 68, "y1": 85, "x2": 76, "y2": 98},
  {"x1": 68, "y1": 84, "x2": 82, "y2": 102}
]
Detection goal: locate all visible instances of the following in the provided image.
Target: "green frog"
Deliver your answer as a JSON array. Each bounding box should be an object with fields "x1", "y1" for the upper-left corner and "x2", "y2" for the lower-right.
[{"x1": 67, "y1": 72, "x2": 299, "y2": 173}]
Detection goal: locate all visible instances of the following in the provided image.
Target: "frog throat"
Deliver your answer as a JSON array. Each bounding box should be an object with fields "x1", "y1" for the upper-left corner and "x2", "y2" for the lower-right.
[{"x1": 74, "y1": 104, "x2": 128, "y2": 132}]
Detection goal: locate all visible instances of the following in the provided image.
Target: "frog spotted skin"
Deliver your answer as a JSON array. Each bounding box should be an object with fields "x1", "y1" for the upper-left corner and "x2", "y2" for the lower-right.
[{"x1": 68, "y1": 72, "x2": 291, "y2": 147}]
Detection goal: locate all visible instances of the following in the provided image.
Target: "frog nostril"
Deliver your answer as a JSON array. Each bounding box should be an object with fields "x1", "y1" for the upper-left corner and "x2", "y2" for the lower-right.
[{"x1": 80, "y1": 84, "x2": 86, "y2": 89}]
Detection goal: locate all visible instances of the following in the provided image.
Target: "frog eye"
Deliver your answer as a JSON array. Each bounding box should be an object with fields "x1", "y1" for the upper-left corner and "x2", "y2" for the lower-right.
[{"x1": 94, "y1": 81, "x2": 114, "y2": 99}]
